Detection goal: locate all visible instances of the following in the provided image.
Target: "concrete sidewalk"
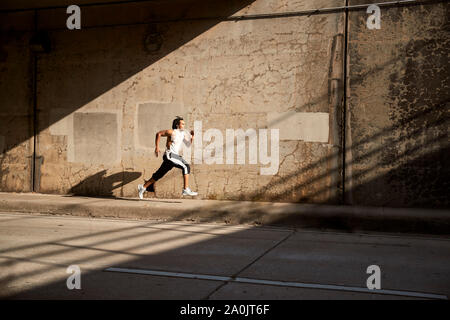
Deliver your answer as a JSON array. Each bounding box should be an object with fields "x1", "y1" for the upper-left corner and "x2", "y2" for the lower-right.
[
  {"x1": 2, "y1": 212, "x2": 449, "y2": 299},
  {"x1": 0, "y1": 192, "x2": 449, "y2": 235}
]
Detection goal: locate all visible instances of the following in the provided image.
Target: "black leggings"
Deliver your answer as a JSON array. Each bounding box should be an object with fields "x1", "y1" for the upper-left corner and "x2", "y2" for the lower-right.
[{"x1": 150, "y1": 152, "x2": 190, "y2": 182}]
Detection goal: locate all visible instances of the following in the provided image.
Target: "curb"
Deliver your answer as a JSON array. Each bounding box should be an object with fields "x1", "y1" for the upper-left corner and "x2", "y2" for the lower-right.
[{"x1": 0, "y1": 192, "x2": 449, "y2": 235}]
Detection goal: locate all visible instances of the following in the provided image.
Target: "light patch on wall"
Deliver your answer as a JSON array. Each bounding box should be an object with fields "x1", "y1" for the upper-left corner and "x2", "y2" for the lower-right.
[
  {"x1": 267, "y1": 111, "x2": 329, "y2": 142},
  {"x1": 50, "y1": 110, "x2": 121, "y2": 164},
  {"x1": 73, "y1": 112, "x2": 120, "y2": 165},
  {"x1": 135, "y1": 102, "x2": 185, "y2": 150}
]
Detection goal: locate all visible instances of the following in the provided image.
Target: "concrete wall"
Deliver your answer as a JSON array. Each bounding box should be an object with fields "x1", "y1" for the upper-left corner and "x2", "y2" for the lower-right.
[{"x1": 0, "y1": 0, "x2": 448, "y2": 208}]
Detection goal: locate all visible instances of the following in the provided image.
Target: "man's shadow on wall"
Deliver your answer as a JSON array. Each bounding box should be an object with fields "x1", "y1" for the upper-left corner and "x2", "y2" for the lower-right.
[
  {"x1": 66, "y1": 170, "x2": 182, "y2": 203},
  {"x1": 68, "y1": 170, "x2": 141, "y2": 199}
]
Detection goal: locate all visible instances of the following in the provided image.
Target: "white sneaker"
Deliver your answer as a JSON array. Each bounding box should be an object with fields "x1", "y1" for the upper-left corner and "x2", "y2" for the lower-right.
[
  {"x1": 182, "y1": 188, "x2": 198, "y2": 196},
  {"x1": 138, "y1": 184, "x2": 145, "y2": 199}
]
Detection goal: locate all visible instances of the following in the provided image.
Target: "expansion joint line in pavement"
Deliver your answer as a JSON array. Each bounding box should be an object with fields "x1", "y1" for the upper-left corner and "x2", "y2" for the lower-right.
[{"x1": 203, "y1": 229, "x2": 296, "y2": 300}]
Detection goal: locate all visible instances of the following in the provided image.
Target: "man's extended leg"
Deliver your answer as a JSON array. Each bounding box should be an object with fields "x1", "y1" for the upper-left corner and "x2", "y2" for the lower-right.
[
  {"x1": 143, "y1": 178, "x2": 155, "y2": 191},
  {"x1": 138, "y1": 154, "x2": 174, "y2": 199},
  {"x1": 181, "y1": 173, "x2": 197, "y2": 196}
]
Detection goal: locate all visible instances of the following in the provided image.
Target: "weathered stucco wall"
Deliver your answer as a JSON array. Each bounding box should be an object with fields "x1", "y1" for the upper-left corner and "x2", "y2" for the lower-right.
[
  {"x1": 1, "y1": 0, "x2": 448, "y2": 208},
  {"x1": 346, "y1": 0, "x2": 449, "y2": 208}
]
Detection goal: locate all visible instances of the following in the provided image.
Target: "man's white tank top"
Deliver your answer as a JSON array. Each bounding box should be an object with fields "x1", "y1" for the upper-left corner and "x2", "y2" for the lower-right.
[{"x1": 168, "y1": 129, "x2": 188, "y2": 155}]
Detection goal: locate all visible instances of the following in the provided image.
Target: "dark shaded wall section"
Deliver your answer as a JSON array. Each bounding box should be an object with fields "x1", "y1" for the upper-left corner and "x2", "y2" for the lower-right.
[
  {"x1": 346, "y1": 0, "x2": 449, "y2": 208},
  {"x1": 0, "y1": 12, "x2": 34, "y2": 192}
]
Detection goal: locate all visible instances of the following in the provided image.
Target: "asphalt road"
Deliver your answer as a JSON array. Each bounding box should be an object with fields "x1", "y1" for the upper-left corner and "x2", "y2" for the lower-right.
[{"x1": 0, "y1": 212, "x2": 449, "y2": 300}]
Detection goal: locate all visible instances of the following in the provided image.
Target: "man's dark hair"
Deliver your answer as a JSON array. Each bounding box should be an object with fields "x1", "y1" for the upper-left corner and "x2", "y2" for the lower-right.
[{"x1": 172, "y1": 116, "x2": 184, "y2": 129}]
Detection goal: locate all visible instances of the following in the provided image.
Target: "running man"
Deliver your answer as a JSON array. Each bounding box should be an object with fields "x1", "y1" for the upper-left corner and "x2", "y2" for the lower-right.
[{"x1": 138, "y1": 116, "x2": 198, "y2": 199}]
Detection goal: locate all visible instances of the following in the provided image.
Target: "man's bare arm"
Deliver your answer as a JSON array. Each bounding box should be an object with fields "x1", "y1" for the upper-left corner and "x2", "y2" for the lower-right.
[{"x1": 154, "y1": 129, "x2": 173, "y2": 157}]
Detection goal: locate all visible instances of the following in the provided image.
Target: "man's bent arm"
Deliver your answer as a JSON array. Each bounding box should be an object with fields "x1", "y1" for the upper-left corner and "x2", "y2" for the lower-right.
[{"x1": 155, "y1": 129, "x2": 172, "y2": 156}]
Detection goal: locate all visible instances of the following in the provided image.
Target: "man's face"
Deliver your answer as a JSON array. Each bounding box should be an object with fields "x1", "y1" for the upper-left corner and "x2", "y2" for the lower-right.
[{"x1": 178, "y1": 120, "x2": 185, "y2": 130}]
